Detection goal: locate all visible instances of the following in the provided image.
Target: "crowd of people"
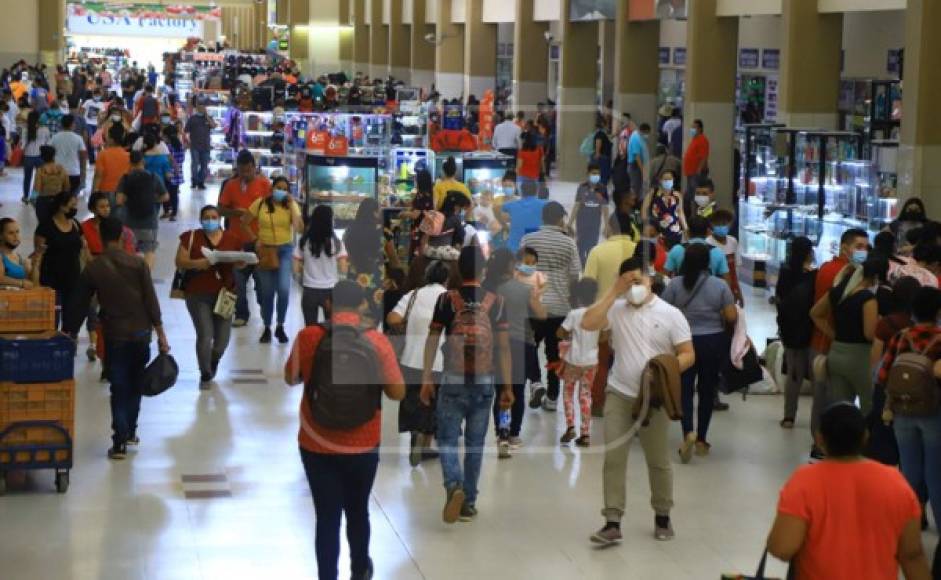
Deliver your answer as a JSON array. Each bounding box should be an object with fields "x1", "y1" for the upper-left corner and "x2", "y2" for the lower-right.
[{"x1": 1, "y1": 57, "x2": 940, "y2": 580}]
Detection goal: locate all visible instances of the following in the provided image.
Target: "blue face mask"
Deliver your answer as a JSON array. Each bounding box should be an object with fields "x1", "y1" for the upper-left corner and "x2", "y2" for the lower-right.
[
  {"x1": 690, "y1": 128, "x2": 698, "y2": 137},
  {"x1": 852, "y1": 249, "x2": 868, "y2": 265},
  {"x1": 503, "y1": 185, "x2": 515, "y2": 196},
  {"x1": 516, "y1": 264, "x2": 536, "y2": 276},
  {"x1": 589, "y1": 174, "x2": 601, "y2": 185},
  {"x1": 272, "y1": 189, "x2": 288, "y2": 202},
  {"x1": 201, "y1": 219, "x2": 220, "y2": 232},
  {"x1": 661, "y1": 179, "x2": 674, "y2": 191},
  {"x1": 713, "y1": 225, "x2": 729, "y2": 237}
]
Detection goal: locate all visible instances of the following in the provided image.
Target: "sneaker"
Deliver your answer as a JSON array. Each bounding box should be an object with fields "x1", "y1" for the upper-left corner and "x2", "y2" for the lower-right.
[
  {"x1": 232, "y1": 318, "x2": 247, "y2": 328},
  {"x1": 679, "y1": 432, "x2": 696, "y2": 464},
  {"x1": 654, "y1": 515, "x2": 675, "y2": 541},
  {"x1": 508, "y1": 436, "x2": 523, "y2": 449},
  {"x1": 529, "y1": 383, "x2": 545, "y2": 409},
  {"x1": 809, "y1": 446, "x2": 825, "y2": 462},
  {"x1": 275, "y1": 325, "x2": 289, "y2": 344},
  {"x1": 351, "y1": 558, "x2": 374, "y2": 580},
  {"x1": 542, "y1": 398, "x2": 557, "y2": 412},
  {"x1": 159, "y1": 212, "x2": 170, "y2": 220},
  {"x1": 107, "y1": 444, "x2": 127, "y2": 460},
  {"x1": 126, "y1": 436, "x2": 140, "y2": 446},
  {"x1": 590, "y1": 523, "x2": 622, "y2": 545},
  {"x1": 86, "y1": 346, "x2": 97, "y2": 362},
  {"x1": 199, "y1": 373, "x2": 212, "y2": 390},
  {"x1": 99, "y1": 368, "x2": 109, "y2": 383},
  {"x1": 443, "y1": 486, "x2": 465, "y2": 524},
  {"x1": 459, "y1": 503, "x2": 478, "y2": 522},
  {"x1": 498, "y1": 439, "x2": 511, "y2": 459},
  {"x1": 694, "y1": 441, "x2": 711, "y2": 457},
  {"x1": 210, "y1": 355, "x2": 221, "y2": 379},
  {"x1": 259, "y1": 327, "x2": 272, "y2": 344},
  {"x1": 168, "y1": 215, "x2": 177, "y2": 222},
  {"x1": 560, "y1": 427, "x2": 576, "y2": 444},
  {"x1": 575, "y1": 435, "x2": 591, "y2": 448},
  {"x1": 713, "y1": 397, "x2": 730, "y2": 412}
]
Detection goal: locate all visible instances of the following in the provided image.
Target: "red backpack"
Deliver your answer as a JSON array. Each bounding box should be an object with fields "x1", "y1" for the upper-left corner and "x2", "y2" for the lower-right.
[{"x1": 445, "y1": 290, "x2": 497, "y2": 376}]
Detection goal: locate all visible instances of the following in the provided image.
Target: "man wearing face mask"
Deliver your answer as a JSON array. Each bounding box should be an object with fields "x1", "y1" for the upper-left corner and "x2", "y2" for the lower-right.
[
  {"x1": 569, "y1": 162, "x2": 611, "y2": 265},
  {"x1": 581, "y1": 256, "x2": 695, "y2": 546},
  {"x1": 682, "y1": 119, "x2": 710, "y2": 216}
]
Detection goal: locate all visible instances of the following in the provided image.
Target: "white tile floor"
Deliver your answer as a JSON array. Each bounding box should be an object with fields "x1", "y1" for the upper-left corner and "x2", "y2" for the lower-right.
[{"x1": 0, "y1": 168, "x2": 934, "y2": 580}]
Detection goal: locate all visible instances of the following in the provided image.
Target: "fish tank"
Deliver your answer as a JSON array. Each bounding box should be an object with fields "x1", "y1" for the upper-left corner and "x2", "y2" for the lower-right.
[
  {"x1": 304, "y1": 155, "x2": 379, "y2": 226},
  {"x1": 461, "y1": 153, "x2": 515, "y2": 195},
  {"x1": 386, "y1": 148, "x2": 435, "y2": 205}
]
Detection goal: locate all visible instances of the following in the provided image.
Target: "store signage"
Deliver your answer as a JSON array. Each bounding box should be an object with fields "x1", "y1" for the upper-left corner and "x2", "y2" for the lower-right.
[
  {"x1": 672, "y1": 48, "x2": 686, "y2": 66},
  {"x1": 762, "y1": 49, "x2": 780, "y2": 71},
  {"x1": 66, "y1": 3, "x2": 215, "y2": 38},
  {"x1": 658, "y1": 47, "x2": 670, "y2": 65},
  {"x1": 764, "y1": 75, "x2": 779, "y2": 122},
  {"x1": 887, "y1": 49, "x2": 901, "y2": 74},
  {"x1": 739, "y1": 49, "x2": 759, "y2": 70},
  {"x1": 629, "y1": 0, "x2": 687, "y2": 21},
  {"x1": 570, "y1": 0, "x2": 615, "y2": 21}
]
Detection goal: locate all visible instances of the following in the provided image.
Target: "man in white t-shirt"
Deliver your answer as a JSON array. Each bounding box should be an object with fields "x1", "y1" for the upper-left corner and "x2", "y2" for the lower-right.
[
  {"x1": 49, "y1": 114, "x2": 87, "y2": 195},
  {"x1": 580, "y1": 255, "x2": 694, "y2": 547},
  {"x1": 491, "y1": 112, "x2": 522, "y2": 159}
]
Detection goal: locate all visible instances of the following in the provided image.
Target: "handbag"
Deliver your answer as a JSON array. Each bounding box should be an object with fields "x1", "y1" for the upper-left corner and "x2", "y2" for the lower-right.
[
  {"x1": 255, "y1": 205, "x2": 280, "y2": 271},
  {"x1": 720, "y1": 343, "x2": 763, "y2": 394},
  {"x1": 390, "y1": 289, "x2": 419, "y2": 357},
  {"x1": 170, "y1": 230, "x2": 197, "y2": 299},
  {"x1": 213, "y1": 288, "x2": 237, "y2": 319}
]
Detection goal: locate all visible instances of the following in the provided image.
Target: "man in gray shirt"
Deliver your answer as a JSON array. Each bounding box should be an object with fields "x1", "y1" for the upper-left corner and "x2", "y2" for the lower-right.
[{"x1": 183, "y1": 99, "x2": 216, "y2": 190}]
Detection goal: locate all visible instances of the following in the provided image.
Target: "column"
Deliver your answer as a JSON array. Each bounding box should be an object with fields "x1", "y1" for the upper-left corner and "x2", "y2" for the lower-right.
[
  {"x1": 778, "y1": 0, "x2": 842, "y2": 128},
  {"x1": 309, "y1": 0, "x2": 343, "y2": 76},
  {"x1": 898, "y1": 0, "x2": 941, "y2": 218},
  {"x1": 464, "y1": 0, "x2": 496, "y2": 99},
  {"x1": 556, "y1": 0, "x2": 598, "y2": 182},
  {"x1": 599, "y1": 20, "x2": 615, "y2": 106},
  {"x1": 339, "y1": 0, "x2": 354, "y2": 74},
  {"x1": 512, "y1": 0, "x2": 548, "y2": 114},
  {"x1": 389, "y1": 0, "x2": 411, "y2": 82},
  {"x1": 435, "y1": 0, "x2": 464, "y2": 99},
  {"x1": 369, "y1": 0, "x2": 389, "y2": 80},
  {"x1": 411, "y1": 0, "x2": 435, "y2": 91},
  {"x1": 352, "y1": 0, "x2": 370, "y2": 76},
  {"x1": 613, "y1": 0, "x2": 659, "y2": 129},
  {"x1": 253, "y1": 0, "x2": 269, "y2": 49},
  {"x1": 684, "y1": 0, "x2": 738, "y2": 208},
  {"x1": 38, "y1": 0, "x2": 64, "y2": 79},
  {"x1": 288, "y1": 0, "x2": 309, "y2": 63}
]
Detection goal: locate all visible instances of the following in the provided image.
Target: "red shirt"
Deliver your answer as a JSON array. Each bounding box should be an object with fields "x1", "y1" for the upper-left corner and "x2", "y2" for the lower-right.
[
  {"x1": 810, "y1": 256, "x2": 849, "y2": 353},
  {"x1": 178, "y1": 229, "x2": 242, "y2": 295},
  {"x1": 218, "y1": 176, "x2": 271, "y2": 246},
  {"x1": 517, "y1": 147, "x2": 544, "y2": 180},
  {"x1": 682, "y1": 134, "x2": 710, "y2": 177},
  {"x1": 284, "y1": 312, "x2": 404, "y2": 454},
  {"x1": 81, "y1": 218, "x2": 136, "y2": 255}
]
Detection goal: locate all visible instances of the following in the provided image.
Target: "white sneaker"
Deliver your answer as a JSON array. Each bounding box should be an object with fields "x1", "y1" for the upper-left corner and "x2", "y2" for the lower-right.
[
  {"x1": 498, "y1": 439, "x2": 511, "y2": 459},
  {"x1": 529, "y1": 383, "x2": 545, "y2": 409},
  {"x1": 542, "y1": 398, "x2": 557, "y2": 412},
  {"x1": 508, "y1": 436, "x2": 523, "y2": 449}
]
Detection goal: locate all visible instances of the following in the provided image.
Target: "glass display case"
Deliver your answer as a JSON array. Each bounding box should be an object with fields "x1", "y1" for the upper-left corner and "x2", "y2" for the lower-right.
[
  {"x1": 242, "y1": 111, "x2": 284, "y2": 179},
  {"x1": 384, "y1": 148, "x2": 434, "y2": 207},
  {"x1": 304, "y1": 155, "x2": 379, "y2": 226},
  {"x1": 463, "y1": 153, "x2": 515, "y2": 195},
  {"x1": 738, "y1": 123, "x2": 784, "y2": 203},
  {"x1": 868, "y1": 139, "x2": 900, "y2": 231},
  {"x1": 205, "y1": 103, "x2": 232, "y2": 181},
  {"x1": 394, "y1": 87, "x2": 428, "y2": 148}
]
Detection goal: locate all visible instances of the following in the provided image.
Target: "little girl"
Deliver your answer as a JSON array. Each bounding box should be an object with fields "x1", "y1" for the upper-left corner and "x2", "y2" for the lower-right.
[
  {"x1": 514, "y1": 246, "x2": 546, "y2": 291},
  {"x1": 556, "y1": 278, "x2": 601, "y2": 447}
]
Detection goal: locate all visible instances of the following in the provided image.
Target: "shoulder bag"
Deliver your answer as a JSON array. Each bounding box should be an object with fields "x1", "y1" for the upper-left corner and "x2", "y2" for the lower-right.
[
  {"x1": 170, "y1": 230, "x2": 196, "y2": 299},
  {"x1": 255, "y1": 203, "x2": 281, "y2": 271},
  {"x1": 390, "y1": 289, "x2": 419, "y2": 357}
]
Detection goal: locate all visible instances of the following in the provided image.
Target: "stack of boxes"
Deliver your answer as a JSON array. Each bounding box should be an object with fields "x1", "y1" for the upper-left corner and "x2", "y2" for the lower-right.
[{"x1": 0, "y1": 287, "x2": 76, "y2": 465}]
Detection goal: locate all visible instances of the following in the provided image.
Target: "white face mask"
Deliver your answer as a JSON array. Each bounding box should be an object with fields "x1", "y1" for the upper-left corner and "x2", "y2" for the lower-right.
[
  {"x1": 694, "y1": 195, "x2": 710, "y2": 207},
  {"x1": 627, "y1": 284, "x2": 649, "y2": 306}
]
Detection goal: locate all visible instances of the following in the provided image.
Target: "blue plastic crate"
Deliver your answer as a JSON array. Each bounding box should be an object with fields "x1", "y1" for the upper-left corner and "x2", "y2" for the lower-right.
[{"x1": 0, "y1": 335, "x2": 76, "y2": 383}]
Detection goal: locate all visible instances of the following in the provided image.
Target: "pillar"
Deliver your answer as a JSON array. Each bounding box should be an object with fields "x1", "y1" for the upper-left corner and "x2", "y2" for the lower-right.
[
  {"x1": 613, "y1": 0, "x2": 659, "y2": 129},
  {"x1": 369, "y1": 0, "x2": 389, "y2": 80},
  {"x1": 388, "y1": 0, "x2": 411, "y2": 82},
  {"x1": 512, "y1": 0, "x2": 549, "y2": 114},
  {"x1": 411, "y1": 0, "x2": 435, "y2": 91},
  {"x1": 339, "y1": 0, "x2": 354, "y2": 74},
  {"x1": 599, "y1": 20, "x2": 615, "y2": 106},
  {"x1": 288, "y1": 0, "x2": 309, "y2": 63},
  {"x1": 556, "y1": 0, "x2": 598, "y2": 182},
  {"x1": 435, "y1": 0, "x2": 465, "y2": 99},
  {"x1": 684, "y1": 0, "x2": 738, "y2": 208},
  {"x1": 253, "y1": 0, "x2": 269, "y2": 49},
  {"x1": 464, "y1": 0, "x2": 497, "y2": 99},
  {"x1": 38, "y1": 0, "x2": 65, "y2": 79},
  {"x1": 352, "y1": 0, "x2": 370, "y2": 76},
  {"x1": 309, "y1": 0, "x2": 343, "y2": 77},
  {"x1": 778, "y1": 0, "x2": 842, "y2": 128},
  {"x1": 898, "y1": 0, "x2": 941, "y2": 218}
]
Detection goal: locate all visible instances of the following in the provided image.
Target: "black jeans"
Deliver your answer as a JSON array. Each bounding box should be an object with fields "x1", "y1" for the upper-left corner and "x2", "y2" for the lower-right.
[
  {"x1": 681, "y1": 331, "x2": 729, "y2": 442},
  {"x1": 163, "y1": 183, "x2": 180, "y2": 216},
  {"x1": 302, "y1": 286, "x2": 333, "y2": 326},
  {"x1": 105, "y1": 339, "x2": 150, "y2": 446},
  {"x1": 68, "y1": 175, "x2": 81, "y2": 196},
  {"x1": 533, "y1": 316, "x2": 565, "y2": 400},
  {"x1": 300, "y1": 447, "x2": 379, "y2": 580}
]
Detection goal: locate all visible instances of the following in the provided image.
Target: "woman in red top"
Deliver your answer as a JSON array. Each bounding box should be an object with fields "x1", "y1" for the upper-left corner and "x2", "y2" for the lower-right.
[
  {"x1": 516, "y1": 131, "x2": 544, "y2": 184},
  {"x1": 174, "y1": 205, "x2": 244, "y2": 387},
  {"x1": 284, "y1": 281, "x2": 404, "y2": 580}
]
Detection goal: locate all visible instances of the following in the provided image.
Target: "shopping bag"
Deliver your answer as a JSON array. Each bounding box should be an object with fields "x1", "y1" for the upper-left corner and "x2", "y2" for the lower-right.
[
  {"x1": 141, "y1": 353, "x2": 179, "y2": 397},
  {"x1": 720, "y1": 344, "x2": 764, "y2": 394},
  {"x1": 213, "y1": 288, "x2": 237, "y2": 319}
]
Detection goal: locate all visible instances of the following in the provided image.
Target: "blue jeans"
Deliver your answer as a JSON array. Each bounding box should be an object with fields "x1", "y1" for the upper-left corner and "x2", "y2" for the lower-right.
[
  {"x1": 105, "y1": 339, "x2": 150, "y2": 446},
  {"x1": 681, "y1": 331, "x2": 729, "y2": 442},
  {"x1": 894, "y1": 408, "x2": 941, "y2": 532},
  {"x1": 300, "y1": 447, "x2": 379, "y2": 580},
  {"x1": 256, "y1": 243, "x2": 293, "y2": 327},
  {"x1": 592, "y1": 155, "x2": 611, "y2": 185},
  {"x1": 436, "y1": 374, "x2": 495, "y2": 505},
  {"x1": 22, "y1": 155, "x2": 41, "y2": 199},
  {"x1": 191, "y1": 147, "x2": 210, "y2": 185}
]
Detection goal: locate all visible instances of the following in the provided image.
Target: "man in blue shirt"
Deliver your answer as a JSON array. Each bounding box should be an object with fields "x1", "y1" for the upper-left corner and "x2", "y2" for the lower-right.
[
  {"x1": 628, "y1": 123, "x2": 651, "y2": 198},
  {"x1": 500, "y1": 180, "x2": 548, "y2": 253},
  {"x1": 664, "y1": 216, "x2": 729, "y2": 278}
]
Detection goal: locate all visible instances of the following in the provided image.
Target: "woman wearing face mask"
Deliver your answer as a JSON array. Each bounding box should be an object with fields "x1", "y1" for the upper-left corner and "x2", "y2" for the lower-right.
[
  {"x1": 889, "y1": 198, "x2": 928, "y2": 253},
  {"x1": 641, "y1": 170, "x2": 687, "y2": 244},
  {"x1": 810, "y1": 255, "x2": 884, "y2": 417},
  {"x1": 176, "y1": 205, "x2": 244, "y2": 387},
  {"x1": 245, "y1": 176, "x2": 303, "y2": 344},
  {"x1": 33, "y1": 191, "x2": 88, "y2": 329},
  {"x1": 0, "y1": 218, "x2": 36, "y2": 288}
]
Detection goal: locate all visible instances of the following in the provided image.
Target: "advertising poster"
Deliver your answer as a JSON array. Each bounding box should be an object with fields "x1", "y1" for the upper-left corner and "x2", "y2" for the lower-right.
[
  {"x1": 570, "y1": 0, "x2": 616, "y2": 21},
  {"x1": 629, "y1": 0, "x2": 686, "y2": 21}
]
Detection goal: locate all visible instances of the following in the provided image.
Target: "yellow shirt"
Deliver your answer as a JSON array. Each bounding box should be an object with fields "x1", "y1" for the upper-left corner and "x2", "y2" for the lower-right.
[
  {"x1": 433, "y1": 178, "x2": 472, "y2": 209},
  {"x1": 249, "y1": 197, "x2": 301, "y2": 246},
  {"x1": 583, "y1": 235, "x2": 637, "y2": 298}
]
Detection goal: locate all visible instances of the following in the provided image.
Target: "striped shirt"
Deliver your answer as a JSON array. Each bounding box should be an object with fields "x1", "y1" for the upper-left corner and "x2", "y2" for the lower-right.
[{"x1": 521, "y1": 225, "x2": 582, "y2": 317}]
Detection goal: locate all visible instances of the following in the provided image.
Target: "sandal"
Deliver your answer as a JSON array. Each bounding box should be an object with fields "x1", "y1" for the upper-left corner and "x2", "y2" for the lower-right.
[{"x1": 780, "y1": 418, "x2": 795, "y2": 429}]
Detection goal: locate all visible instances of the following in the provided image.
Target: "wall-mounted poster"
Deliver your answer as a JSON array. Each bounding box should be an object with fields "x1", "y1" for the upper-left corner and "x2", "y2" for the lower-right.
[
  {"x1": 739, "y1": 49, "x2": 759, "y2": 69},
  {"x1": 673, "y1": 48, "x2": 686, "y2": 66},
  {"x1": 659, "y1": 47, "x2": 671, "y2": 65},
  {"x1": 887, "y1": 49, "x2": 901, "y2": 75},
  {"x1": 570, "y1": 0, "x2": 615, "y2": 21},
  {"x1": 762, "y1": 49, "x2": 780, "y2": 71},
  {"x1": 629, "y1": 0, "x2": 686, "y2": 21}
]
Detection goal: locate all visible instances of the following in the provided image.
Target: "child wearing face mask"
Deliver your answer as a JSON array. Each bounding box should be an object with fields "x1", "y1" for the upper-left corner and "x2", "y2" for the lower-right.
[
  {"x1": 514, "y1": 246, "x2": 546, "y2": 292},
  {"x1": 570, "y1": 162, "x2": 611, "y2": 265},
  {"x1": 693, "y1": 178, "x2": 717, "y2": 219},
  {"x1": 707, "y1": 209, "x2": 743, "y2": 305}
]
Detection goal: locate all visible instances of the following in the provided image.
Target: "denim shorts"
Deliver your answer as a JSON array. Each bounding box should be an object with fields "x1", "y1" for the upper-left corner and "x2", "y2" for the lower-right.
[{"x1": 131, "y1": 227, "x2": 158, "y2": 253}]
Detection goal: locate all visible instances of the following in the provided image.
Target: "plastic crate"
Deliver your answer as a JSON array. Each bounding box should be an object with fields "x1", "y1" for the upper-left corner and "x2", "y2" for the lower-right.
[
  {"x1": 0, "y1": 288, "x2": 56, "y2": 333},
  {"x1": 0, "y1": 380, "x2": 75, "y2": 427},
  {"x1": 0, "y1": 334, "x2": 75, "y2": 383}
]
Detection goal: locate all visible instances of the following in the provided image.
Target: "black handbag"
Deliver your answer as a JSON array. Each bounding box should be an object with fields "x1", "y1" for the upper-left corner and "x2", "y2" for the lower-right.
[
  {"x1": 720, "y1": 344, "x2": 763, "y2": 394},
  {"x1": 722, "y1": 550, "x2": 794, "y2": 580},
  {"x1": 170, "y1": 231, "x2": 197, "y2": 299}
]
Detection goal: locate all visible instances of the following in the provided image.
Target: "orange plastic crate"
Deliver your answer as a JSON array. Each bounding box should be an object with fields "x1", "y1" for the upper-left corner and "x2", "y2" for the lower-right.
[
  {"x1": 0, "y1": 288, "x2": 56, "y2": 333},
  {"x1": 0, "y1": 380, "x2": 75, "y2": 431},
  {"x1": 0, "y1": 419, "x2": 73, "y2": 464}
]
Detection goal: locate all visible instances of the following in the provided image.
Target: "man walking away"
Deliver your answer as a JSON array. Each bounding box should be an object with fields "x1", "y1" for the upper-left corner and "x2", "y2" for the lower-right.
[
  {"x1": 64, "y1": 216, "x2": 170, "y2": 460},
  {"x1": 49, "y1": 114, "x2": 87, "y2": 196}
]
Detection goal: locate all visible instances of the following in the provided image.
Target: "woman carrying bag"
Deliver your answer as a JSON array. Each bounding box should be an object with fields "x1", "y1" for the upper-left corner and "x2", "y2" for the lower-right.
[
  {"x1": 175, "y1": 205, "x2": 245, "y2": 388},
  {"x1": 245, "y1": 176, "x2": 303, "y2": 344}
]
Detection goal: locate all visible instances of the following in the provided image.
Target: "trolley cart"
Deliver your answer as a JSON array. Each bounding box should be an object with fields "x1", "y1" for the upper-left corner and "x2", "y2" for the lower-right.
[{"x1": 0, "y1": 420, "x2": 72, "y2": 494}]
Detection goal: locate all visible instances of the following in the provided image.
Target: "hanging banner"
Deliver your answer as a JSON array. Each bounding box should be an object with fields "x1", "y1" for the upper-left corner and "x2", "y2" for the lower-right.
[
  {"x1": 478, "y1": 90, "x2": 495, "y2": 151},
  {"x1": 67, "y1": 3, "x2": 218, "y2": 38}
]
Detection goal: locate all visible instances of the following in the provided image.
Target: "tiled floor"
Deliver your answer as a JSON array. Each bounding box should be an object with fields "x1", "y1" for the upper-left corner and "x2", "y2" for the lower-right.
[{"x1": 0, "y1": 169, "x2": 934, "y2": 579}]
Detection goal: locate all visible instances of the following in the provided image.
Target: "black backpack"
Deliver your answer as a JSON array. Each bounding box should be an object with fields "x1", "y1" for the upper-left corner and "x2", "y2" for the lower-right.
[
  {"x1": 306, "y1": 324, "x2": 383, "y2": 430},
  {"x1": 123, "y1": 170, "x2": 158, "y2": 220}
]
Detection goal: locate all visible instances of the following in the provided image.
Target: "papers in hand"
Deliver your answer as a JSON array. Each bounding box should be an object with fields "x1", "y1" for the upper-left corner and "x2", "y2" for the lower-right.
[{"x1": 201, "y1": 246, "x2": 259, "y2": 265}]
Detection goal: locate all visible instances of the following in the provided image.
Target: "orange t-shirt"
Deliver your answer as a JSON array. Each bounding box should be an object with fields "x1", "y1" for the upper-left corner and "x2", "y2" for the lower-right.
[
  {"x1": 218, "y1": 176, "x2": 271, "y2": 246},
  {"x1": 284, "y1": 312, "x2": 404, "y2": 454},
  {"x1": 683, "y1": 134, "x2": 710, "y2": 177},
  {"x1": 517, "y1": 147, "x2": 544, "y2": 180},
  {"x1": 809, "y1": 256, "x2": 849, "y2": 354},
  {"x1": 94, "y1": 146, "x2": 131, "y2": 193},
  {"x1": 777, "y1": 460, "x2": 920, "y2": 580}
]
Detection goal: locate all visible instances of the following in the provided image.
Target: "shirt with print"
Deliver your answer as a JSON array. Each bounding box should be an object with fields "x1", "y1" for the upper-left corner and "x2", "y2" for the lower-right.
[
  {"x1": 574, "y1": 181, "x2": 609, "y2": 240},
  {"x1": 430, "y1": 285, "x2": 509, "y2": 376},
  {"x1": 877, "y1": 322, "x2": 941, "y2": 385},
  {"x1": 521, "y1": 226, "x2": 583, "y2": 317}
]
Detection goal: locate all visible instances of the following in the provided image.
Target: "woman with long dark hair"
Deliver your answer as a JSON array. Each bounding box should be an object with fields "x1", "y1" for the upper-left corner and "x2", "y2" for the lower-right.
[
  {"x1": 21, "y1": 110, "x2": 50, "y2": 202},
  {"x1": 296, "y1": 204, "x2": 348, "y2": 325},
  {"x1": 662, "y1": 243, "x2": 737, "y2": 462},
  {"x1": 33, "y1": 191, "x2": 88, "y2": 329},
  {"x1": 404, "y1": 168, "x2": 434, "y2": 258},
  {"x1": 344, "y1": 197, "x2": 385, "y2": 323}
]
